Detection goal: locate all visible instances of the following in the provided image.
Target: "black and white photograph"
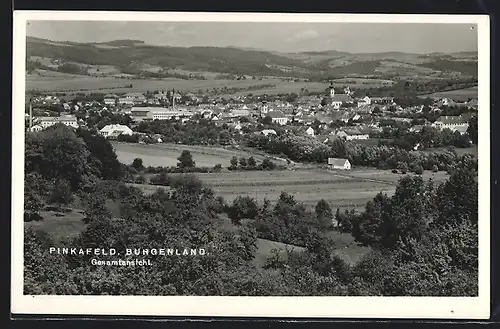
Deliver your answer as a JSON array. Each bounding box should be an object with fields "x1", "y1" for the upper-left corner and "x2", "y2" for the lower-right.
[{"x1": 11, "y1": 12, "x2": 490, "y2": 318}]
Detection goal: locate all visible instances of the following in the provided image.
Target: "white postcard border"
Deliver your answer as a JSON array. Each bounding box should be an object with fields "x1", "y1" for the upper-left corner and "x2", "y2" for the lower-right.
[{"x1": 11, "y1": 11, "x2": 491, "y2": 319}]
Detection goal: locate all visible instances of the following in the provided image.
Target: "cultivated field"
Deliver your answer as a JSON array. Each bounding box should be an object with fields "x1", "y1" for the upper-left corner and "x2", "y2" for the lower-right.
[
  {"x1": 112, "y1": 142, "x2": 286, "y2": 168},
  {"x1": 422, "y1": 86, "x2": 478, "y2": 101},
  {"x1": 117, "y1": 140, "x2": 451, "y2": 212},
  {"x1": 192, "y1": 168, "x2": 449, "y2": 211},
  {"x1": 26, "y1": 74, "x2": 330, "y2": 95}
]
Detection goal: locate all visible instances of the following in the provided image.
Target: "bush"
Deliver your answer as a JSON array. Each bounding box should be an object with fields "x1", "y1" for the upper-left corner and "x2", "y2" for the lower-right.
[
  {"x1": 391, "y1": 169, "x2": 398, "y2": 174},
  {"x1": 135, "y1": 175, "x2": 146, "y2": 184},
  {"x1": 227, "y1": 196, "x2": 259, "y2": 225},
  {"x1": 213, "y1": 164, "x2": 222, "y2": 173},
  {"x1": 415, "y1": 165, "x2": 424, "y2": 175},
  {"x1": 432, "y1": 165, "x2": 439, "y2": 173}
]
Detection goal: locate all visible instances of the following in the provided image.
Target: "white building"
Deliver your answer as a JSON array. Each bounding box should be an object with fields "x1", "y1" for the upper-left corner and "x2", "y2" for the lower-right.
[
  {"x1": 29, "y1": 125, "x2": 43, "y2": 132},
  {"x1": 129, "y1": 107, "x2": 195, "y2": 122},
  {"x1": 100, "y1": 124, "x2": 134, "y2": 138},
  {"x1": 306, "y1": 127, "x2": 315, "y2": 136},
  {"x1": 328, "y1": 158, "x2": 351, "y2": 170},
  {"x1": 336, "y1": 129, "x2": 370, "y2": 140},
  {"x1": 357, "y1": 96, "x2": 371, "y2": 107},
  {"x1": 33, "y1": 115, "x2": 79, "y2": 129},
  {"x1": 432, "y1": 115, "x2": 470, "y2": 134},
  {"x1": 261, "y1": 129, "x2": 277, "y2": 137},
  {"x1": 230, "y1": 109, "x2": 250, "y2": 117}
]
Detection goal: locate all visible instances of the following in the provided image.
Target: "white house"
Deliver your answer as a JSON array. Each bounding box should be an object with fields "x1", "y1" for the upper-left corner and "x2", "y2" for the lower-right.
[
  {"x1": 29, "y1": 125, "x2": 43, "y2": 132},
  {"x1": 357, "y1": 96, "x2": 371, "y2": 107},
  {"x1": 306, "y1": 127, "x2": 315, "y2": 136},
  {"x1": 100, "y1": 124, "x2": 134, "y2": 138},
  {"x1": 328, "y1": 158, "x2": 351, "y2": 170}
]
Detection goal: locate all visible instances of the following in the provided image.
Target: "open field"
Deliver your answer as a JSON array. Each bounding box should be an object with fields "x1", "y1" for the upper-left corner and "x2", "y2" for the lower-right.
[
  {"x1": 196, "y1": 168, "x2": 448, "y2": 211},
  {"x1": 421, "y1": 86, "x2": 478, "y2": 101},
  {"x1": 343, "y1": 167, "x2": 450, "y2": 184},
  {"x1": 331, "y1": 77, "x2": 394, "y2": 85},
  {"x1": 26, "y1": 74, "x2": 330, "y2": 95},
  {"x1": 112, "y1": 142, "x2": 287, "y2": 168},
  {"x1": 128, "y1": 164, "x2": 450, "y2": 211}
]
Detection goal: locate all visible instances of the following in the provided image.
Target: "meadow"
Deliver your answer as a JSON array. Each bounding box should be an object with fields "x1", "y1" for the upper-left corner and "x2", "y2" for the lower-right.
[
  {"x1": 111, "y1": 142, "x2": 287, "y2": 168},
  {"x1": 190, "y1": 168, "x2": 449, "y2": 211},
  {"x1": 422, "y1": 86, "x2": 478, "y2": 101},
  {"x1": 113, "y1": 142, "x2": 450, "y2": 211}
]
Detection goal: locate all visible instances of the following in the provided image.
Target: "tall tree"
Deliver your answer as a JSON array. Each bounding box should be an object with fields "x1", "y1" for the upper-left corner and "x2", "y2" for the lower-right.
[
  {"x1": 177, "y1": 150, "x2": 196, "y2": 169},
  {"x1": 315, "y1": 199, "x2": 333, "y2": 230}
]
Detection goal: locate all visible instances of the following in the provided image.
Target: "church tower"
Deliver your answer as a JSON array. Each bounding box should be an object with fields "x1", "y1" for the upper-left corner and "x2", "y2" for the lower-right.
[{"x1": 329, "y1": 82, "x2": 335, "y2": 98}]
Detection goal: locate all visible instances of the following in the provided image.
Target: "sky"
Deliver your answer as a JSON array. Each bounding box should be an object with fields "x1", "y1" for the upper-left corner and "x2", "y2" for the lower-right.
[{"x1": 26, "y1": 21, "x2": 478, "y2": 54}]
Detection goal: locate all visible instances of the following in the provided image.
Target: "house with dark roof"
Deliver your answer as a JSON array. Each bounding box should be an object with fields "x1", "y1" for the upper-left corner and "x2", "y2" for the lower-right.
[
  {"x1": 267, "y1": 110, "x2": 289, "y2": 125},
  {"x1": 336, "y1": 129, "x2": 370, "y2": 140},
  {"x1": 104, "y1": 94, "x2": 119, "y2": 105},
  {"x1": 432, "y1": 115, "x2": 470, "y2": 133}
]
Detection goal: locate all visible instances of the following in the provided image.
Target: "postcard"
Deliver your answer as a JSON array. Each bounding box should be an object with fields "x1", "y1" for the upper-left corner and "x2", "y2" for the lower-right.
[{"x1": 11, "y1": 11, "x2": 490, "y2": 319}]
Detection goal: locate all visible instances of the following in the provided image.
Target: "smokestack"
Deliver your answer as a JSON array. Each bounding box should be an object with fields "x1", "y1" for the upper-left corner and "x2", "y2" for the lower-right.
[
  {"x1": 172, "y1": 88, "x2": 175, "y2": 111},
  {"x1": 29, "y1": 97, "x2": 33, "y2": 131}
]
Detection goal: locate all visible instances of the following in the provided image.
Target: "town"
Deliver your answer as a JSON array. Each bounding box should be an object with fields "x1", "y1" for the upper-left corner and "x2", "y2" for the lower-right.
[{"x1": 26, "y1": 81, "x2": 477, "y2": 163}]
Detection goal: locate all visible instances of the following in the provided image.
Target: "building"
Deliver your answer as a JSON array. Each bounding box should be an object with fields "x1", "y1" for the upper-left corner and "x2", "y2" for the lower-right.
[
  {"x1": 261, "y1": 129, "x2": 277, "y2": 137},
  {"x1": 119, "y1": 93, "x2": 147, "y2": 105},
  {"x1": 331, "y1": 94, "x2": 354, "y2": 110},
  {"x1": 129, "y1": 107, "x2": 195, "y2": 122},
  {"x1": 230, "y1": 109, "x2": 250, "y2": 117},
  {"x1": 328, "y1": 84, "x2": 354, "y2": 109},
  {"x1": 306, "y1": 127, "x2": 315, "y2": 136},
  {"x1": 100, "y1": 124, "x2": 134, "y2": 138},
  {"x1": 409, "y1": 125, "x2": 425, "y2": 133},
  {"x1": 336, "y1": 129, "x2": 370, "y2": 140},
  {"x1": 104, "y1": 94, "x2": 119, "y2": 105},
  {"x1": 432, "y1": 115, "x2": 470, "y2": 133},
  {"x1": 267, "y1": 110, "x2": 289, "y2": 125},
  {"x1": 29, "y1": 125, "x2": 43, "y2": 132},
  {"x1": 33, "y1": 115, "x2": 78, "y2": 129},
  {"x1": 328, "y1": 158, "x2": 351, "y2": 170},
  {"x1": 357, "y1": 96, "x2": 372, "y2": 107}
]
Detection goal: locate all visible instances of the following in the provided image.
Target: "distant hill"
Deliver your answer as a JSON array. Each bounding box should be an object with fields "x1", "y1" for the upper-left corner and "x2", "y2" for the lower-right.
[{"x1": 25, "y1": 37, "x2": 478, "y2": 79}]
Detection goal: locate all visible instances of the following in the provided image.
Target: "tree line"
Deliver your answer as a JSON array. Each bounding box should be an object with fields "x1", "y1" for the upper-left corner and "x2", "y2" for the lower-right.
[{"x1": 245, "y1": 132, "x2": 477, "y2": 174}]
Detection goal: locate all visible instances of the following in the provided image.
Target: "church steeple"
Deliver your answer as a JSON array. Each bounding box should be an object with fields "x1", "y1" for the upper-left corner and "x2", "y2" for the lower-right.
[{"x1": 329, "y1": 82, "x2": 335, "y2": 97}]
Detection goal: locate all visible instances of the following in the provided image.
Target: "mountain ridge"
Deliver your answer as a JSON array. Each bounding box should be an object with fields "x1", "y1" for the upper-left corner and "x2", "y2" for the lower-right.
[{"x1": 26, "y1": 37, "x2": 479, "y2": 79}]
